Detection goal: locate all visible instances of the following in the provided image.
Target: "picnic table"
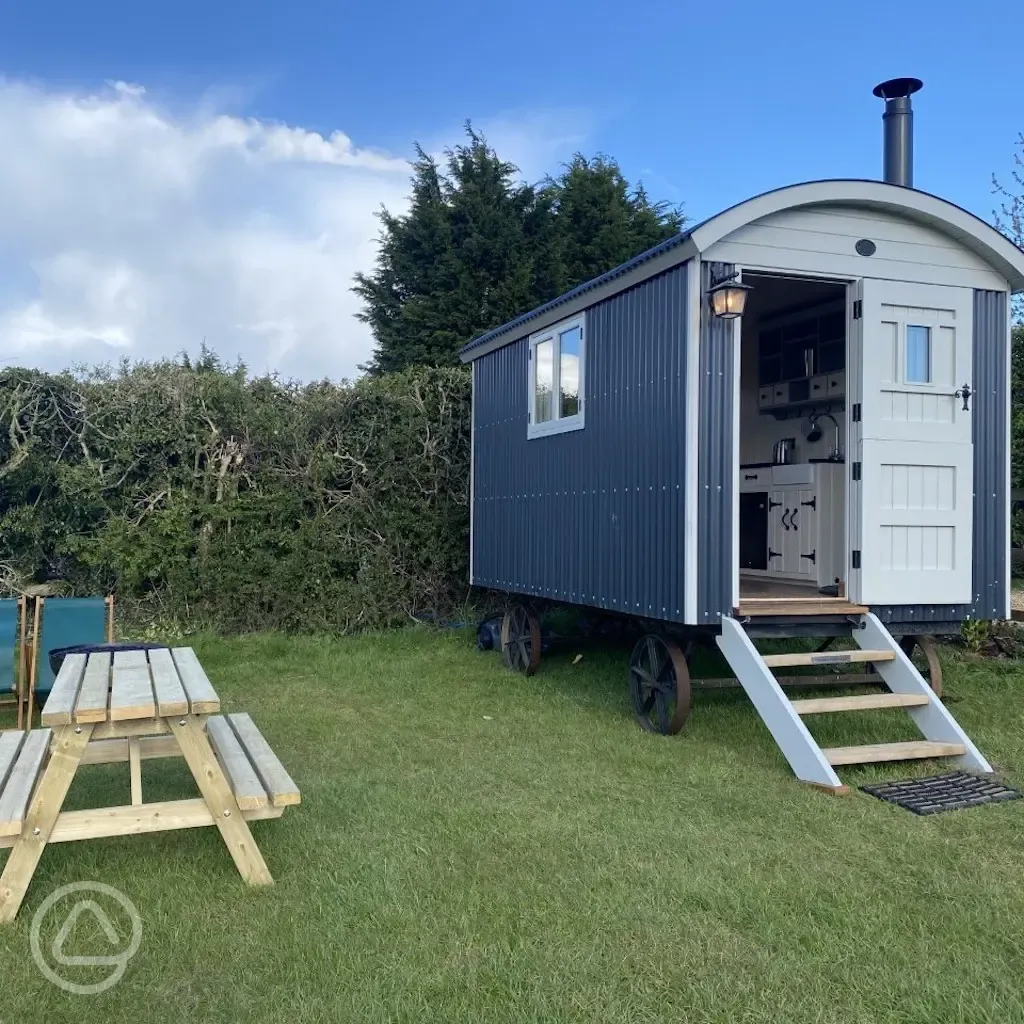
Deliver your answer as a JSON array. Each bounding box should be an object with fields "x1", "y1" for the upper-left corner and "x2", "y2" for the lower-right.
[{"x1": 0, "y1": 647, "x2": 300, "y2": 923}]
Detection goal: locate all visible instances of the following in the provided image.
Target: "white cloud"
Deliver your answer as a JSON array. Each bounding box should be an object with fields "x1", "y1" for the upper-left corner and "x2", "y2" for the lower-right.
[
  {"x1": 0, "y1": 79, "x2": 413, "y2": 380},
  {"x1": 0, "y1": 79, "x2": 590, "y2": 381}
]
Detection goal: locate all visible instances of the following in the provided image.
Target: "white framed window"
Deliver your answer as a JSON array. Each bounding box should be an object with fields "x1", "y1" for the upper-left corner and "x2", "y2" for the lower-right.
[{"x1": 527, "y1": 313, "x2": 586, "y2": 439}]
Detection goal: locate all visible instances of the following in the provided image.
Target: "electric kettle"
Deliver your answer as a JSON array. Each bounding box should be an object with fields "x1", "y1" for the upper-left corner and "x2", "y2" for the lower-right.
[{"x1": 772, "y1": 438, "x2": 795, "y2": 464}]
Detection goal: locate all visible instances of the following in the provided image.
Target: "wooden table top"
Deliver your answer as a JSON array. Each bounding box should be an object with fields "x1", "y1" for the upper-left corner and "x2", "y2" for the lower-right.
[{"x1": 41, "y1": 647, "x2": 221, "y2": 727}]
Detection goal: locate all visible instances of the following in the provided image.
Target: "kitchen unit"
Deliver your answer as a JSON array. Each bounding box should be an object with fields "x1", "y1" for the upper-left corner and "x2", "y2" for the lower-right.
[
  {"x1": 756, "y1": 299, "x2": 846, "y2": 414},
  {"x1": 739, "y1": 462, "x2": 844, "y2": 589}
]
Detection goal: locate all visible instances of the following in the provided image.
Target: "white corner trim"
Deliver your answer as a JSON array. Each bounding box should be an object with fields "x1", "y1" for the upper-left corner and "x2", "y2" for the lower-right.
[
  {"x1": 683, "y1": 259, "x2": 701, "y2": 623},
  {"x1": 1005, "y1": 295, "x2": 1013, "y2": 620}
]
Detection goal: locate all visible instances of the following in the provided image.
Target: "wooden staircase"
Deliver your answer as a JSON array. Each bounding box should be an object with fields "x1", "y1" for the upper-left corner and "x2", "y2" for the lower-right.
[{"x1": 716, "y1": 612, "x2": 990, "y2": 793}]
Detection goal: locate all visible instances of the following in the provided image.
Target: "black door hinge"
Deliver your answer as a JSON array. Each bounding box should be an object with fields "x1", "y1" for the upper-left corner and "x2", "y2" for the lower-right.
[
  {"x1": 852, "y1": 462, "x2": 861, "y2": 481},
  {"x1": 851, "y1": 403, "x2": 861, "y2": 422},
  {"x1": 800, "y1": 549, "x2": 817, "y2": 564},
  {"x1": 853, "y1": 299, "x2": 862, "y2": 319},
  {"x1": 769, "y1": 498, "x2": 782, "y2": 509},
  {"x1": 851, "y1": 550, "x2": 861, "y2": 569},
  {"x1": 768, "y1": 549, "x2": 782, "y2": 560},
  {"x1": 800, "y1": 496, "x2": 816, "y2": 510}
]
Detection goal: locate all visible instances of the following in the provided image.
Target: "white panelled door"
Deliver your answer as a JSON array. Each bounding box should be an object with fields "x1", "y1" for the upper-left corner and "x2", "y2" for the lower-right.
[{"x1": 850, "y1": 279, "x2": 974, "y2": 606}]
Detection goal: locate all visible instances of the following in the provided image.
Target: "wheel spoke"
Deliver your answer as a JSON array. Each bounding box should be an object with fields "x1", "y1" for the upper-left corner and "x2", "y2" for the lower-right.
[
  {"x1": 645, "y1": 637, "x2": 663, "y2": 681},
  {"x1": 653, "y1": 688, "x2": 669, "y2": 731}
]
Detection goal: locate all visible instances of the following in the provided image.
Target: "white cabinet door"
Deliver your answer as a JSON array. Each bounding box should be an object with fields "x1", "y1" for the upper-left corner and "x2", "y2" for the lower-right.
[
  {"x1": 789, "y1": 488, "x2": 817, "y2": 578},
  {"x1": 767, "y1": 490, "x2": 786, "y2": 573},
  {"x1": 850, "y1": 280, "x2": 974, "y2": 605}
]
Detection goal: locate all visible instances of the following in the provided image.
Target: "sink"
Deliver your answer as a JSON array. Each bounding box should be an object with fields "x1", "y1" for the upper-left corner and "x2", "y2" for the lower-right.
[{"x1": 771, "y1": 464, "x2": 814, "y2": 486}]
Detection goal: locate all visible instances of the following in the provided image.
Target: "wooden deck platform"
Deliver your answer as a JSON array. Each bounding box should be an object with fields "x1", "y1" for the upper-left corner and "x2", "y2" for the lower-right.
[{"x1": 736, "y1": 578, "x2": 866, "y2": 617}]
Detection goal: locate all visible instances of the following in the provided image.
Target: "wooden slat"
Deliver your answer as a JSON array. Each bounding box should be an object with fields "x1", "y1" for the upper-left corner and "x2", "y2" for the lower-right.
[
  {"x1": 109, "y1": 649, "x2": 156, "y2": 721},
  {"x1": 737, "y1": 599, "x2": 869, "y2": 617},
  {"x1": 75, "y1": 651, "x2": 112, "y2": 723},
  {"x1": 0, "y1": 729, "x2": 52, "y2": 837},
  {"x1": 0, "y1": 732, "x2": 26, "y2": 792},
  {"x1": 39, "y1": 653, "x2": 88, "y2": 726},
  {"x1": 77, "y1": 735, "x2": 181, "y2": 766},
  {"x1": 0, "y1": 799, "x2": 285, "y2": 848},
  {"x1": 823, "y1": 740, "x2": 966, "y2": 766},
  {"x1": 762, "y1": 649, "x2": 896, "y2": 669},
  {"x1": 790, "y1": 693, "x2": 931, "y2": 715},
  {"x1": 206, "y1": 717, "x2": 268, "y2": 811},
  {"x1": 92, "y1": 717, "x2": 170, "y2": 741},
  {"x1": 171, "y1": 648, "x2": 220, "y2": 714},
  {"x1": 148, "y1": 647, "x2": 189, "y2": 716},
  {"x1": 227, "y1": 713, "x2": 301, "y2": 808}
]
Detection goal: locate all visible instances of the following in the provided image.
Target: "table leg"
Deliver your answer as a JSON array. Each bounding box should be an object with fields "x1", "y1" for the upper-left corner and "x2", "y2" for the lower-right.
[
  {"x1": 0, "y1": 724, "x2": 94, "y2": 923},
  {"x1": 129, "y1": 737, "x2": 142, "y2": 806},
  {"x1": 168, "y1": 716, "x2": 273, "y2": 886}
]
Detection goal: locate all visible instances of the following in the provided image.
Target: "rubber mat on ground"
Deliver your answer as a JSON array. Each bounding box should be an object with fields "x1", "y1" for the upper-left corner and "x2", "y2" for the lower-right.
[{"x1": 860, "y1": 771, "x2": 1022, "y2": 815}]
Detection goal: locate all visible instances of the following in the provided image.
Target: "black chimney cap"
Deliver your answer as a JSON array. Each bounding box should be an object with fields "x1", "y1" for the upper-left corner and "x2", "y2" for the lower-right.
[{"x1": 873, "y1": 78, "x2": 923, "y2": 100}]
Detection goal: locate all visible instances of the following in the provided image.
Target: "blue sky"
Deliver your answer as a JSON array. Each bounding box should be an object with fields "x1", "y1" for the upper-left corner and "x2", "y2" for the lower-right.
[{"x1": 0, "y1": 0, "x2": 1020, "y2": 378}]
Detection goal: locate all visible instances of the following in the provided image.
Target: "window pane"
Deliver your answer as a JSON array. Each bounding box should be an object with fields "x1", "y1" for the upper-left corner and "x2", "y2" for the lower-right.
[
  {"x1": 559, "y1": 326, "x2": 581, "y2": 418},
  {"x1": 906, "y1": 325, "x2": 931, "y2": 383},
  {"x1": 534, "y1": 339, "x2": 554, "y2": 423}
]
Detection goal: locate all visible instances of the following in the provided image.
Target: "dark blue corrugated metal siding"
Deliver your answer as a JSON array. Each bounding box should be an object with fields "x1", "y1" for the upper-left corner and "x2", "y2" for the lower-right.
[
  {"x1": 873, "y1": 288, "x2": 1010, "y2": 626},
  {"x1": 696, "y1": 262, "x2": 736, "y2": 623},
  {"x1": 471, "y1": 264, "x2": 690, "y2": 620}
]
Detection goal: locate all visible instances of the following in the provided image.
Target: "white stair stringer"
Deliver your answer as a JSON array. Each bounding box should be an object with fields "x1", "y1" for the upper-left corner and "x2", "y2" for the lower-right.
[
  {"x1": 854, "y1": 613, "x2": 992, "y2": 774},
  {"x1": 716, "y1": 616, "x2": 845, "y2": 790}
]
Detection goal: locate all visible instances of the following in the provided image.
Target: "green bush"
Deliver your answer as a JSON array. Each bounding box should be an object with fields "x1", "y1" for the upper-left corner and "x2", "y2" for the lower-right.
[{"x1": 0, "y1": 357, "x2": 471, "y2": 633}]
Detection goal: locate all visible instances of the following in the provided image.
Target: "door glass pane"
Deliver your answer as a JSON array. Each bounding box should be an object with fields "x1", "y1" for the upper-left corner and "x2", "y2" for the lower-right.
[
  {"x1": 559, "y1": 326, "x2": 581, "y2": 418},
  {"x1": 906, "y1": 325, "x2": 931, "y2": 383},
  {"x1": 534, "y1": 339, "x2": 554, "y2": 423}
]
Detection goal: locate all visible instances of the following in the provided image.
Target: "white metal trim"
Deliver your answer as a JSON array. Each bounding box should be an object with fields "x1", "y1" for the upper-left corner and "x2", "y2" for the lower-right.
[
  {"x1": 1006, "y1": 296, "x2": 1013, "y2": 620},
  {"x1": 683, "y1": 260, "x2": 701, "y2": 623},
  {"x1": 526, "y1": 312, "x2": 586, "y2": 440},
  {"x1": 731, "y1": 269, "x2": 743, "y2": 613}
]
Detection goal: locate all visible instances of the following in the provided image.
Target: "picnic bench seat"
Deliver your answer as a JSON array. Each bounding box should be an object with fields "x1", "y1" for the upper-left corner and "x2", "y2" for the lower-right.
[
  {"x1": 0, "y1": 729, "x2": 52, "y2": 838},
  {"x1": 205, "y1": 714, "x2": 301, "y2": 813}
]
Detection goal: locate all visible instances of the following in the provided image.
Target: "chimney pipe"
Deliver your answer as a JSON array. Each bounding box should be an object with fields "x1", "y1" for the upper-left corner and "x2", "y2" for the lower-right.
[{"x1": 872, "y1": 77, "x2": 923, "y2": 188}]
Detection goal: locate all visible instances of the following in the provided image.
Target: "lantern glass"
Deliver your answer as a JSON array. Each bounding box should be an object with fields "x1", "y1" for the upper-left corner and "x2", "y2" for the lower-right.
[{"x1": 709, "y1": 282, "x2": 751, "y2": 320}]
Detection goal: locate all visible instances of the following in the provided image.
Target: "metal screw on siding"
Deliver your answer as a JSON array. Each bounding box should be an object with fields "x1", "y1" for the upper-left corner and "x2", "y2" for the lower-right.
[
  {"x1": 74, "y1": 727, "x2": 81, "y2": 734},
  {"x1": 33, "y1": 828, "x2": 40, "y2": 836},
  {"x1": 179, "y1": 720, "x2": 186, "y2": 726},
  {"x1": 223, "y1": 809, "x2": 231, "y2": 818}
]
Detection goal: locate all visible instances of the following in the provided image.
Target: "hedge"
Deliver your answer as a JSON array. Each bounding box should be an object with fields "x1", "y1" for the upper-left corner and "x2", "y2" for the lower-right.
[{"x1": 0, "y1": 357, "x2": 471, "y2": 632}]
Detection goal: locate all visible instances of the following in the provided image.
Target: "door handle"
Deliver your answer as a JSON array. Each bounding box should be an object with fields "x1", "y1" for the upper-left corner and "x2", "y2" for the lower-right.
[
  {"x1": 781, "y1": 509, "x2": 792, "y2": 530},
  {"x1": 791, "y1": 508, "x2": 799, "y2": 530},
  {"x1": 954, "y1": 383, "x2": 972, "y2": 411}
]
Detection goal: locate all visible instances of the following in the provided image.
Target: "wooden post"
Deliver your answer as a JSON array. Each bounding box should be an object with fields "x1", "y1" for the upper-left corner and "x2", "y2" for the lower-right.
[
  {"x1": 129, "y1": 737, "x2": 142, "y2": 806},
  {"x1": 168, "y1": 716, "x2": 273, "y2": 886}
]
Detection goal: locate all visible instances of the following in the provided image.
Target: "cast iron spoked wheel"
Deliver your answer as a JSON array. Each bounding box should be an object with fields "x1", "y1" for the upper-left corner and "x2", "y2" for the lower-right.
[
  {"x1": 501, "y1": 604, "x2": 541, "y2": 676},
  {"x1": 899, "y1": 634, "x2": 944, "y2": 698},
  {"x1": 629, "y1": 634, "x2": 692, "y2": 735}
]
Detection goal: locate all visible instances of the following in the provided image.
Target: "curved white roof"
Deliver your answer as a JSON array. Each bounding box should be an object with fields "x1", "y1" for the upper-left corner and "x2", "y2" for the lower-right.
[{"x1": 690, "y1": 179, "x2": 1024, "y2": 291}]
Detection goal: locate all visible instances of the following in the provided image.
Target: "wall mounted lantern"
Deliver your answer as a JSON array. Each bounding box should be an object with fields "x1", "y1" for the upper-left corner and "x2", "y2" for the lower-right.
[{"x1": 708, "y1": 271, "x2": 753, "y2": 320}]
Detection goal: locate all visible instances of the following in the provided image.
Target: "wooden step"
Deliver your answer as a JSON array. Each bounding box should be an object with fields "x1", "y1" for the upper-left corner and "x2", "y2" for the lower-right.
[
  {"x1": 761, "y1": 649, "x2": 896, "y2": 669},
  {"x1": 823, "y1": 740, "x2": 966, "y2": 766},
  {"x1": 790, "y1": 693, "x2": 931, "y2": 715},
  {"x1": 736, "y1": 599, "x2": 869, "y2": 617}
]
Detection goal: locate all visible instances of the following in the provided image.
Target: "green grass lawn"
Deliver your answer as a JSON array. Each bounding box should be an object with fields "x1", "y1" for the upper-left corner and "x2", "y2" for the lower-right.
[{"x1": 1, "y1": 627, "x2": 1024, "y2": 1023}]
